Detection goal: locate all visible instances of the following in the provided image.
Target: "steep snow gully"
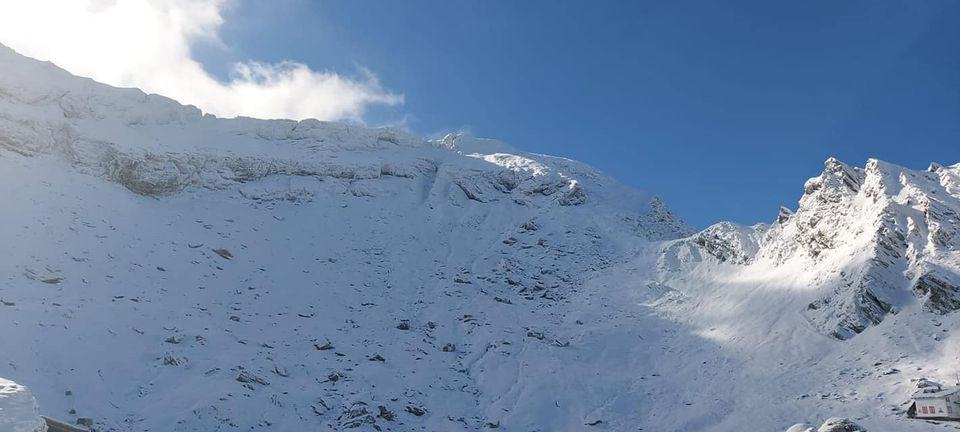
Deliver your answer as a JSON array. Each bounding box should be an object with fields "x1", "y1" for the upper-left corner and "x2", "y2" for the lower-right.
[{"x1": 1, "y1": 43, "x2": 959, "y2": 431}]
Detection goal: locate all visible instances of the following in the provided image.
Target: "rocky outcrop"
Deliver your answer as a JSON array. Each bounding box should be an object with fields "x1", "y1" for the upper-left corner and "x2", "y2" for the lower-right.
[
  {"x1": 631, "y1": 196, "x2": 695, "y2": 241},
  {"x1": 785, "y1": 418, "x2": 867, "y2": 432},
  {"x1": 690, "y1": 222, "x2": 766, "y2": 265},
  {"x1": 665, "y1": 157, "x2": 960, "y2": 340},
  {"x1": 777, "y1": 206, "x2": 794, "y2": 225},
  {"x1": 816, "y1": 418, "x2": 867, "y2": 432},
  {"x1": 746, "y1": 158, "x2": 960, "y2": 338},
  {"x1": 913, "y1": 273, "x2": 960, "y2": 314}
]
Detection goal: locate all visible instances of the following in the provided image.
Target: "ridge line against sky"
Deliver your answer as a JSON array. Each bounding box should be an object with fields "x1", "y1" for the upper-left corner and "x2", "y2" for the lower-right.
[{"x1": 0, "y1": 0, "x2": 958, "y2": 228}]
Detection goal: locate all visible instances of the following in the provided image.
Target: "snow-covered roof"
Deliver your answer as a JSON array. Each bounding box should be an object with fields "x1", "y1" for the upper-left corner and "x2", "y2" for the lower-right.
[
  {"x1": 916, "y1": 378, "x2": 942, "y2": 388},
  {"x1": 914, "y1": 386, "x2": 960, "y2": 399}
]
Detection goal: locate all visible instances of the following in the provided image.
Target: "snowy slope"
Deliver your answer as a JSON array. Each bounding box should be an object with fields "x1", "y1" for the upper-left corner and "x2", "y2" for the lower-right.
[
  {"x1": 1, "y1": 42, "x2": 959, "y2": 432},
  {"x1": 0, "y1": 44, "x2": 693, "y2": 431}
]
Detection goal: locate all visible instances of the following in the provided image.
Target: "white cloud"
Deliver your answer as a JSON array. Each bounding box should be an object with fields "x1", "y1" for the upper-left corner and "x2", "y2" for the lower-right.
[{"x1": 0, "y1": 0, "x2": 403, "y2": 122}]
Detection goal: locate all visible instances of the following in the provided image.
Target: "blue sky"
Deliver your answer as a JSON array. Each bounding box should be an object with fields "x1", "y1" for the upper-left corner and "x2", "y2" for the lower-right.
[{"x1": 202, "y1": 0, "x2": 959, "y2": 228}]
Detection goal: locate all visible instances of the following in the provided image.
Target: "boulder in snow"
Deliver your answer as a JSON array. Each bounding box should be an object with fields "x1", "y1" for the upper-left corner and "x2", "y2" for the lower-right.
[{"x1": 816, "y1": 417, "x2": 866, "y2": 432}]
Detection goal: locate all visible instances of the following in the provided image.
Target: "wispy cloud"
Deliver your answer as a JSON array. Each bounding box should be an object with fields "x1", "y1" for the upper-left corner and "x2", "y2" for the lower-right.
[{"x1": 0, "y1": 0, "x2": 403, "y2": 122}]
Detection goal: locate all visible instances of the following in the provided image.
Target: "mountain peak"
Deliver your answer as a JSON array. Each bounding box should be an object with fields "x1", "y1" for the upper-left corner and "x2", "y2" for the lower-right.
[
  {"x1": 776, "y1": 206, "x2": 794, "y2": 225},
  {"x1": 758, "y1": 158, "x2": 960, "y2": 338}
]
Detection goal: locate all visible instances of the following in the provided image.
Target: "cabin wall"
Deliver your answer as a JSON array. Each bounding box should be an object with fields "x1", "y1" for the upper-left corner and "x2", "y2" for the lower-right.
[{"x1": 916, "y1": 398, "x2": 955, "y2": 418}]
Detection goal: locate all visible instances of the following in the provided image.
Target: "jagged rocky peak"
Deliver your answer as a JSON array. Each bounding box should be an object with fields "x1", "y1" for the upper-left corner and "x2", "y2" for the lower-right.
[
  {"x1": 653, "y1": 220, "x2": 765, "y2": 276},
  {"x1": 758, "y1": 157, "x2": 960, "y2": 339},
  {"x1": 634, "y1": 196, "x2": 693, "y2": 240},
  {"x1": 690, "y1": 221, "x2": 767, "y2": 265},
  {"x1": 776, "y1": 206, "x2": 794, "y2": 225},
  {"x1": 802, "y1": 157, "x2": 865, "y2": 200},
  {"x1": 769, "y1": 157, "x2": 951, "y2": 263}
]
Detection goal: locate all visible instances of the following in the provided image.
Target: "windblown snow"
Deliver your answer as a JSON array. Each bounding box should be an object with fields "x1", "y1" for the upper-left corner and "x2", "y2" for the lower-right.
[{"x1": 1, "y1": 43, "x2": 959, "y2": 431}]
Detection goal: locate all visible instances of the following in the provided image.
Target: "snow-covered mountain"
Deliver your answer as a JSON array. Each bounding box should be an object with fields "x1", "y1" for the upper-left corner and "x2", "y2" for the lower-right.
[
  {"x1": 1, "y1": 43, "x2": 959, "y2": 432},
  {"x1": 766, "y1": 158, "x2": 960, "y2": 338},
  {"x1": 662, "y1": 157, "x2": 960, "y2": 340}
]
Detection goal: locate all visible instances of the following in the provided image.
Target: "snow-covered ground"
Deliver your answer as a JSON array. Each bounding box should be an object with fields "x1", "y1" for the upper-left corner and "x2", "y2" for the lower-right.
[{"x1": 1, "y1": 43, "x2": 959, "y2": 431}]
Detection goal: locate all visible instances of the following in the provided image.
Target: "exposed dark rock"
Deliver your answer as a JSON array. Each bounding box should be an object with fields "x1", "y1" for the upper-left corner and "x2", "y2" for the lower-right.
[
  {"x1": 816, "y1": 417, "x2": 866, "y2": 432},
  {"x1": 338, "y1": 402, "x2": 379, "y2": 430},
  {"x1": 526, "y1": 330, "x2": 545, "y2": 340},
  {"x1": 377, "y1": 405, "x2": 395, "y2": 421},
  {"x1": 162, "y1": 355, "x2": 183, "y2": 366},
  {"x1": 777, "y1": 206, "x2": 794, "y2": 224},
  {"x1": 632, "y1": 196, "x2": 695, "y2": 240},
  {"x1": 557, "y1": 181, "x2": 586, "y2": 206},
  {"x1": 810, "y1": 275, "x2": 894, "y2": 341},
  {"x1": 914, "y1": 274, "x2": 960, "y2": 314},
  {"x1": 236, "y1": 370, "x2": 269, "y2": 386},
  {"x1": 113, "y1": 155, "x2": 187, "y2": 196},
  {"x1": 455, "y1": 179, "x2": 485, "y2": 202},
  {"x1": 519, "y1": 220, "x2": 539, "y2": 232},
  {"x1": 272, "y1": 365, "x2": 289, "y2": 377},
  {"x1": 405, "y1": 405, "x2": 426, "y2": 416},
  {"x1": 24, "y1": 268, "x2": 64, "y2": 284},
  {"x1": 315, "y1": 340, "x2": 335, "y2": 350}
]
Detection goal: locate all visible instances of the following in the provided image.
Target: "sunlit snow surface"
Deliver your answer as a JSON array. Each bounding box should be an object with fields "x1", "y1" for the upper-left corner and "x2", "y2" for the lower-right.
[{"x1": 1, "y1": 43, "x2": 960, "y2": 431}]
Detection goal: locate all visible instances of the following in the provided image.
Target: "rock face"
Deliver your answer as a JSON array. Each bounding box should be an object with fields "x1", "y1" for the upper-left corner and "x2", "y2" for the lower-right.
[
  {"x1": 774, "y1": 158, "x2": 960, "y2": 339},
  {"x1": 690, "y1": 221, "x2": 766, "y2": 265},
  {"x1": 670, "y1": 157, "x2": 960, "y2": 340},
  {"x1": 0, "y1": 378, "x2": 47, "y2": 432},
  {"x1": 785, "y1": 417, "x2": 867, "y2": 432},
  {"x1": 913, "y1": 272, "x2": 960, "y2": 314},
  {"x1": 816, "y1": 417, "x2": 867, "y2": 432}
]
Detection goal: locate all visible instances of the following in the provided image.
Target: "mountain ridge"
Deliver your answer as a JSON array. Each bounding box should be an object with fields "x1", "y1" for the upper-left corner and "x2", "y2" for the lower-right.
[{"x1": 1, "y1": 43, "x2": 959, "y2": 431}]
